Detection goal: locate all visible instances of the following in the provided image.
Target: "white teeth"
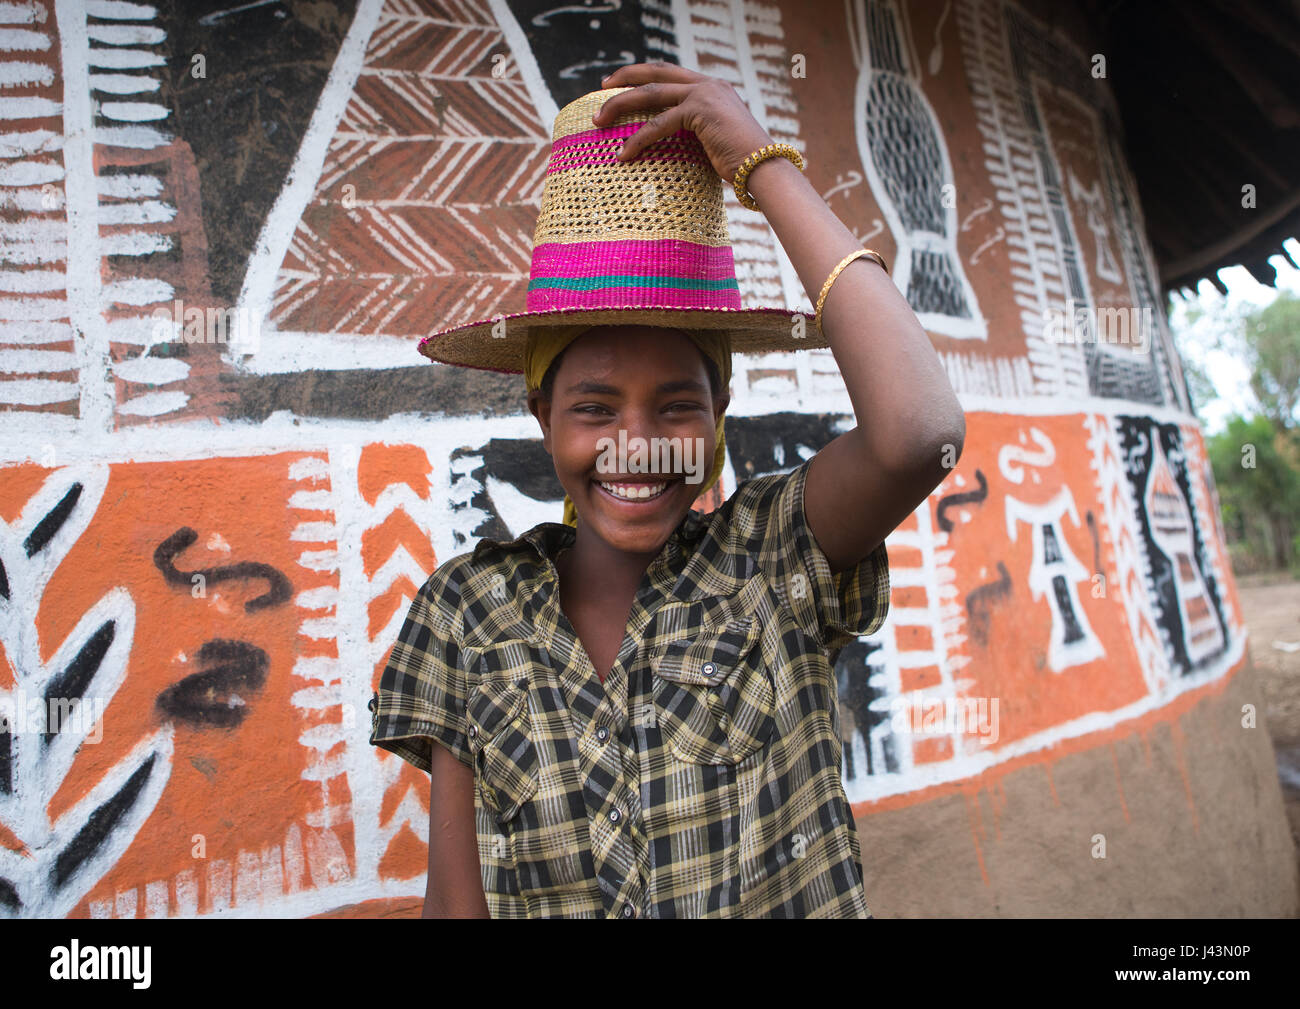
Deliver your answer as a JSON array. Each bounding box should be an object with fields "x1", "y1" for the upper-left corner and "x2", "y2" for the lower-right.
[{"x1": 597, "y1": 481, "x2": 669, "y2": 500}]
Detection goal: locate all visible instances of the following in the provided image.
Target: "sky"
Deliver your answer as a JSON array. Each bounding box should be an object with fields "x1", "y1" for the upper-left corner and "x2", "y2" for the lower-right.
[{"x1": 1166, "y1": 236, "x2": 1300, "y2": 437}]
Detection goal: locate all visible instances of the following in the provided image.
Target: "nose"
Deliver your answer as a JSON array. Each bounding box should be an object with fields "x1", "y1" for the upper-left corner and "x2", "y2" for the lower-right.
[{"x1": 621, "y1": 405, "x2": 669, "y2": 445}]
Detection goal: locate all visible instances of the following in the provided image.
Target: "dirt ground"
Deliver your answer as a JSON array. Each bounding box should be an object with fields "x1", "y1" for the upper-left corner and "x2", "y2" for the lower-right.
[{"x1": 1236, "y1": 571, "x2": 1300, "y2": 891}]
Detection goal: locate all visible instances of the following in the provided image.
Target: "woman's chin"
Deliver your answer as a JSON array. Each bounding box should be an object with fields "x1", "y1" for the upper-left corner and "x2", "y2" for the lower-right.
[{"x1": 581, "y1": 477, "x2": 688, "y2": 552}]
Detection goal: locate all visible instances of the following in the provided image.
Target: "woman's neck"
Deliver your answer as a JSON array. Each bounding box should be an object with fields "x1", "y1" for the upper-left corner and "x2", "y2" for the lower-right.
[{"x1": 558, "y1": 525, "x2": 663, "y2": 602}]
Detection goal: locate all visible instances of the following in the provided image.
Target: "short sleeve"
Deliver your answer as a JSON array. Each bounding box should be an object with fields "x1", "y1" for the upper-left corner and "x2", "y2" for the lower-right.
[
  {"x1": 368, "y1": 568, "x2": 474, "y2": 773},
  {"x1": 737, "y1": 458, "x2": 890, "y2": 654}
]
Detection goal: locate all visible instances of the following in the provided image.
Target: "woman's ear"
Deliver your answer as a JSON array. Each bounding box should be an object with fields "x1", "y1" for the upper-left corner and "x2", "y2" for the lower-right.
[
  {"x1": 527, "y1": 389, "x2": 553, "y2": 454},
  {"x1": 713, "y1": 390, "x2": 730, "y2": 424}
]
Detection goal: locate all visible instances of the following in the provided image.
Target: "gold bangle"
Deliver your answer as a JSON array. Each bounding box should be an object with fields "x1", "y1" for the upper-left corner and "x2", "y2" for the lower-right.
[
  {"x1": 733, "y1": 142, "x2": 804, "y2": 211},
  {"x1": 815, "y1": 249, "x2": 888, "y2": 336}
]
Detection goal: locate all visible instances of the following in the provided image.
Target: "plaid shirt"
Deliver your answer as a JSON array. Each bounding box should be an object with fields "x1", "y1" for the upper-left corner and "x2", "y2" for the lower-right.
[{"x1": 369, "y1": 458, "x2": 890, "y2": 918}]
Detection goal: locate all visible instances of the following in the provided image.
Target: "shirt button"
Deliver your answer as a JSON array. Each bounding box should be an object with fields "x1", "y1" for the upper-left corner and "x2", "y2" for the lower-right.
[
  {"x1": 702, "y1": 661, "x2": 717, "y2": 675},
  {"x1": 596, "y1": 726, "x2": 609, "y2": 742},
  {"x1": 468, "y1": 725, "x2": 478, "y2": 739},
  {"x1": 609, "y1": 807, "x2": 621, "y2": 823},
  {"x1": 622, "y1": 903, "x2": 635, "y2": 918}
]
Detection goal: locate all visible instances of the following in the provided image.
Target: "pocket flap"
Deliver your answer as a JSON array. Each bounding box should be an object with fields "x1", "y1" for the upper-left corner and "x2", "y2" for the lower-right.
[
  {"x1": 651, "y1": 616, "x2": 761, "y2": 687},
  {"x1": 466, "y1": 674, "x2": 528, "y2": 745},
  {"x1": 649, "y1": 615, "x2": 774, "y2": 765},
  {"x1": 465, "y1": 675, "x2": 536, "y2": 823}
]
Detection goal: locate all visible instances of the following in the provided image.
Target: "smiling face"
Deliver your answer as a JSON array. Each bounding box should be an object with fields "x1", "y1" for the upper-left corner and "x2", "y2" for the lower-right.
[{"x1": 527, "y1": 325, "x2": 729, "y2": 558}]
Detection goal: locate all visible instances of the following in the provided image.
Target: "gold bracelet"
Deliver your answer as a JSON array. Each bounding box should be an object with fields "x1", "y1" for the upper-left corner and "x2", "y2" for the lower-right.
[
  {"x1": 815, "y1": 249, "x2": 888, "y2": 336},
  {"x1": 733, "y1": 142, "x2": 804, "y2": 211}
]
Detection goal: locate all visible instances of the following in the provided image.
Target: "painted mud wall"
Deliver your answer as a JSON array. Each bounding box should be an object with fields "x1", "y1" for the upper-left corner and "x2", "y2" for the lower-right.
[{"x1": 0, "y1": 0, "x2": 1294, "y2": 918}]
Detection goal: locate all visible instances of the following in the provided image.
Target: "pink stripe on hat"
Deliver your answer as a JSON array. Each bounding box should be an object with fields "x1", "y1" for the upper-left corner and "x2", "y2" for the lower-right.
[
  {"x1": 526, "y1": 238, "x2": 742, "y2": 312},
  {"x1": 527, "y1": 284, "x2": 743, "y2": 312},
  {"x1": 548, "y1": 125, "x2": 711, "y2": 174}
]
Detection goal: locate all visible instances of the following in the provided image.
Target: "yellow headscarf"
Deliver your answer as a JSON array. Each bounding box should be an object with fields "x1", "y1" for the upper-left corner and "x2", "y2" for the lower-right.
[{"x1": 524, "y1": 325, "x2": 732, "y2": 527}]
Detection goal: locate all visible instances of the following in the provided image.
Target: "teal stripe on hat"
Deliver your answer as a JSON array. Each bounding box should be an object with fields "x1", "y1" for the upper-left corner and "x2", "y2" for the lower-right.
[{"x1": 527, "y1": 275, "x2": 740, "y2": 292}]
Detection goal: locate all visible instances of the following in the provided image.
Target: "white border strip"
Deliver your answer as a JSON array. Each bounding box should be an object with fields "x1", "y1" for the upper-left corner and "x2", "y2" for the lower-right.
[
  {"x1": 484, "y1": 0, "x2": 558, "y2": 138},
  {"x1": 845, "y1": 628, "x2": 1246, "y2": 806},
  {"x1": 0, "y1": 386, "x2": 1207, "y2": 459},
  {"x1": 226, "y1": 0, "x2": 386, "y2": 371},
  {"x1": 55, "y1": 0, "x2": 112, "y2": 432},
  {"x1": 238, "y1": 330, "x2": 425, "y2": 373}
]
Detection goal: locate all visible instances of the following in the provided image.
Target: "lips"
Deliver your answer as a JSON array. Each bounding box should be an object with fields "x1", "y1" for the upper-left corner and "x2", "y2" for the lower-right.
[{"x1": 593, "y1": 478, "x2": 676, "y2": 502}]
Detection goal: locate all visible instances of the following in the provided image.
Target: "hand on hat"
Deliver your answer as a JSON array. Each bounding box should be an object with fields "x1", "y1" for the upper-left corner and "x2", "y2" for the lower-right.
[{"x1": 593, "y1": 63, "x2": 777, "y2": 186}]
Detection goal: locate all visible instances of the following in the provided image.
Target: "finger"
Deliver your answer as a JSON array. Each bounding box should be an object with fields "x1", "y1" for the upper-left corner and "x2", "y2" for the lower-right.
[
  {"x1": 615, "y1": 103, "x2": 687, "y2": 162},
  {"x1": 593, "y1": 81, "x2": 692, "y2": 127},
  {"x1": 601, "y1": 61, "x2": 703, "y2": 90}
]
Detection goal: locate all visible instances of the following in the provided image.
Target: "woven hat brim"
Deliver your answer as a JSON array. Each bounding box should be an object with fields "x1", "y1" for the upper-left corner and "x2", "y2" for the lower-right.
[{"x1": 418, "y1": 306, "x2": 824, "y2": 373}]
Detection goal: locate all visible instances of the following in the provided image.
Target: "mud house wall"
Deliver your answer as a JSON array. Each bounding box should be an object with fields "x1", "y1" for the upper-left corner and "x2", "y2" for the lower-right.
[{"x1": 0, "y1": 0, "x2": 1293, "y2": 917}]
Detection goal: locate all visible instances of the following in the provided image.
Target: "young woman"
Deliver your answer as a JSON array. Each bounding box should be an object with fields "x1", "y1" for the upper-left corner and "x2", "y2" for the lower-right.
[{"x1": 370, "y1": 63, "x2": 965, "y2": 918}]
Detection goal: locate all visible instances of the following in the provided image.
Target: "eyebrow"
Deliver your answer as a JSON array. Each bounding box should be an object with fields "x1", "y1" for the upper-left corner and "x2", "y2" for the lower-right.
[{"x1": 564, "y1": 378, "x2": 708, "y2": 396}]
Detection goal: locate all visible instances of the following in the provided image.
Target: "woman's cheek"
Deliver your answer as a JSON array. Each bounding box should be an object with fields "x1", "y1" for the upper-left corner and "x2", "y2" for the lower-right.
[{"x1": 558, "y1": 425, "x2": 603, "y2": 475}]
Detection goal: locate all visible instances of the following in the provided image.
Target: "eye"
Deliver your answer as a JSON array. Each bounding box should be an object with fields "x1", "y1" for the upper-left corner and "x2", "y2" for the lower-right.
[{"x1": 574, "y1": 404, "x2": 612, "y2": 415}]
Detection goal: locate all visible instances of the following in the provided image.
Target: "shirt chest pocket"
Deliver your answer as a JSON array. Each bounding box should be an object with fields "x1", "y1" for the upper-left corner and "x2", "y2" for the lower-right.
[
  {"x1": 466, "y1": 660, "x2": 539, "y2": 824},
  {"x1": 649, "y1": 615, "x2": 775, "y2": 765}
]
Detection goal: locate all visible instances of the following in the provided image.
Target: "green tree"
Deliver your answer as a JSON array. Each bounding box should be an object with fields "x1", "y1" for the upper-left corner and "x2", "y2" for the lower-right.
[
  {"x1": 1206, "y1": 414, "x2": 1300, "y2": 571},
  {"x1": 1242, "y1": 290, "x2": 1300, "y2": 437},
  {"x1": 1180, "y1": 352, "x2": 1218, "y2": 426},
  {"x1": 1164, "y1": 289, "x2": 1254, "y2": 429}
]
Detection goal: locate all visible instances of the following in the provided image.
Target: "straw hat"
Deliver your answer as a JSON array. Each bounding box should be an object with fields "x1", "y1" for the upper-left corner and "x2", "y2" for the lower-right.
[{"x1": 417, "y1": 87, "x2": 822, "y2": 373}]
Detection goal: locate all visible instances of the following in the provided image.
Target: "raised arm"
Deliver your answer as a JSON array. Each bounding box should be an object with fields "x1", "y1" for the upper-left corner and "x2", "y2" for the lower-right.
[
  {"x1": 745, "y1": 157, "x2": 966, "y2": 572},
  {"x1": 595, "y1": 64, "x2": 966, "y2": 573}
]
